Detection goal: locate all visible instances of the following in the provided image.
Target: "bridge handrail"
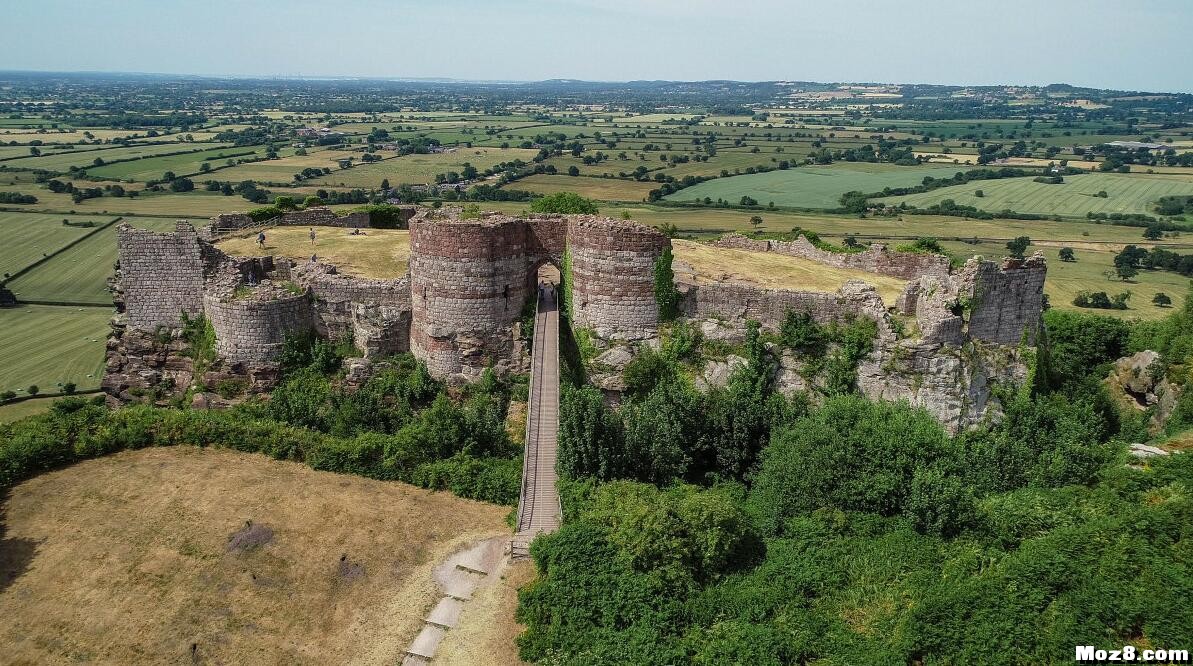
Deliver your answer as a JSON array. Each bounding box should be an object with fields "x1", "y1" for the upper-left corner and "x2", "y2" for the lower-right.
[{"x1": 514, "y1": 293, "x2": 543, "y2": 532}]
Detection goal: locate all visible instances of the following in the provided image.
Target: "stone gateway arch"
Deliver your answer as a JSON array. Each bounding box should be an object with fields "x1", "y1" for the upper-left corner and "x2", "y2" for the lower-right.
[{"x1": 408, "y1": 213, "x2": 669, "y2": 380}]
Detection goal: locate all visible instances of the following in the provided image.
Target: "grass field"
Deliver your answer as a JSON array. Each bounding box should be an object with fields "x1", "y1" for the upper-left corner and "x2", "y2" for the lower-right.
[
  {"x1": 476, "y1": 201, "x2": 1166, "y2": 243},
  {"x1": 880, "y1": 172, "x2": 1193, "y2": 218},
  {"x1": 0, "y1": 446, "x2": 511, "y2": 664},
  {"x1": 88, "y1": 144, "x2": 274, "y2": 181},
  {"x1": 6, "y1": 217, "x2": 177, "y2": 304},
  {"x1": 312, "y1": 147, "x2": 538, "y2": 188},
  {"x1": 0, "y1": 212, "x2": 112, "y2": 276},
  {"x1": 0, "y1": 305, "x2": 111, "y2": 393},
  {"x1": 9, "y1": 189, "x2": 270, "y2": 217},
  {"x1": 0, "y1": 396, "x2": 59, "y2": 423},
  {"x1": 2, "y1": 142, "x2": 232, "y2": 173},
  {"x1": 510, "y1": 174, "x2": 657, "y2": 201},
  {"x1": 216, "y1": 227, "x2": 411, "y2": 278},
  {"x1": 202, "y1": 148, "x2": 364, "y2": 184},
  {"x1": 671, "y1": 239, "x2": 908, "y2": 304},
  {"x1": 665, "y1": 163, "x2": 969, "y2": 209}
]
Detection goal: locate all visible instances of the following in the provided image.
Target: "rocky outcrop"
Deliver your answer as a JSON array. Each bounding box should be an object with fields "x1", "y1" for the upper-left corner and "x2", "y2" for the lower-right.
[{"x1": 1106, "y1": 350, "x2": 1181, "y2": 433}]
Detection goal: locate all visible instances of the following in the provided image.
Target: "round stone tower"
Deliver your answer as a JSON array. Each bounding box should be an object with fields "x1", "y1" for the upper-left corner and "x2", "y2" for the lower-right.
[
  {"x1": 408, "y1": 215, "x2": 533, "y2": 380},
  {"x1": 567, "y1": 217, "x2": 669, "y2": 340}
]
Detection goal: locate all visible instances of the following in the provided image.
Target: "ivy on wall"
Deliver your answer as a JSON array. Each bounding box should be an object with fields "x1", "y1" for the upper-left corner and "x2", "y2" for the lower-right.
[{"x1": 654, "y1": 246, "x2": 679, "y2": 321}]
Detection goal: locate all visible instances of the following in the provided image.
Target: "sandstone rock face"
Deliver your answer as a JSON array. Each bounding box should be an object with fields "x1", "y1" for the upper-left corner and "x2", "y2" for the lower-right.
[
  {"x1": 1107, "y1": 350, "x2": 1181, "y2": 432},
  {"x1": 697, "y1": 355, "x2": 748, "y2": 391},
  {"x1": 675, "y1": 251, "x2": 1048, "y2": 433},
  {"x1": 594, "y1": 346, "x2": 634, "y2": 371}
]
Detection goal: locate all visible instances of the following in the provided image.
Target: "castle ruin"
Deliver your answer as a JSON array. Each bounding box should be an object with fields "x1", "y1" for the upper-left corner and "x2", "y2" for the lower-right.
[{"x1": 102, "y1": 208, "x2": 1046, "y2": 432}]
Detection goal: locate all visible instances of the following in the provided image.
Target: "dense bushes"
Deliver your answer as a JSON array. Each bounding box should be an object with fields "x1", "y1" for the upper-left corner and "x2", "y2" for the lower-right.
[
  {"x1": 528, "y1": 299, "x2": 1193, "y2": 664},
  {"x1": 0, "y1": 354, "x2": 524, "y2": 506}
]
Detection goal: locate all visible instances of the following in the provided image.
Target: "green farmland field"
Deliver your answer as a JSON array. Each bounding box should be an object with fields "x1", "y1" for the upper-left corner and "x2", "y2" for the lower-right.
[
  {"x1": 3, "y1": 143, "x2": 232, "y2": 173},
  {"x1": 879, "y1": 172, "x2": 1193, "y2": 218},
  {"x1": 0, "y1": 305, "x2": 111, "y2": 394},
  {"x1": 665, "y1": 163, "x2": 967, "y2": 209},
  {"x1": 6, "y1": 217, "x2": 177, "y2": 304},
  {"x1": 87, "y1": 144, "x2": 274, "y2": 181},
  {"x1": 0, "y1": 212, "x2": 113, "y2": 276},
  {"x1": 311, "y1": 147, "x2": 538, "y2": 187}
]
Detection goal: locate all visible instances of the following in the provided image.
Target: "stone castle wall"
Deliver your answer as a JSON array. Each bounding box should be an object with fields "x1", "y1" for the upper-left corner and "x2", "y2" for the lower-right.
[
  {"x1": 116, "y1": 221, "x2": 207, "y2": 330},
  {"x1": 960, "y1": 254, "x2": 1047, "y2": 345},
  {"x1": 291, "y1": 262, "x2": 411, "y2": 339},
  {"x1": 203, "y1": 291, "x2": 313, "y2": 364},
  {"x1": 711, "y1": 233, "x2": 950, "y2": 280},
  {"x1": 679, "y1": 279, "x2": 890, "y2": 333},
  {"x1": 207, "y1": 206, "x2": 381, "y2": 236},
  {"x1": 568, "y1": 217, "x2": 668, "y2": 340}
]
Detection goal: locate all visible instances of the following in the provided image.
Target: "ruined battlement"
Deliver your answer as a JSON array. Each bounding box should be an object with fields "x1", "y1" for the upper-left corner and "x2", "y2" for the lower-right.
[{"x1": 711, "y1": 233, "x2": 951, "y2": 280}]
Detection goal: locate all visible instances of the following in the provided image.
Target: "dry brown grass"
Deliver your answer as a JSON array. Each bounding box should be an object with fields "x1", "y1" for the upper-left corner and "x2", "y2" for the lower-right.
[
  {"x1": 0, "y1": 446, "x2": 510, "y2": 665},
  {"x1": 671, "y1": 239, "x2": 908, "y2": 304},
  {"x1": 216, "y1": 227, "x2": 411, "y2": 278}
]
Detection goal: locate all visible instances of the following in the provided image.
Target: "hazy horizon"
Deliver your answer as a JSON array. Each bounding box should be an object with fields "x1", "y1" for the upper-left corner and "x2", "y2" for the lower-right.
[{"x1": 4, "y1": 0, "x2": 1193, "y2": 94}]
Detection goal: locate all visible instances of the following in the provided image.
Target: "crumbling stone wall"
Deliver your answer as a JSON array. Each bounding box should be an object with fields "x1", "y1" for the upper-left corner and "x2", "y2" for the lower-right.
[
  {"x1": 678, "y1": 279, "x2": 890, "y2": 333},
  {"x1": 116, "y1": 221, "x2": 206, "y2": 330},
  {"x1": 711, "y1": 233, "x2": 950, "y2": 280},
  {"x1": 959, "y1": 254, "x2": 1047, "y2": 345},
  {"x1": 203, "y1": 290, "x2": 313, "y2": 364},
  {"x1": 206, "y1": 206, "x2": 395, "y2": 236},
  {"x1": 291, "y1": 262, "x2": 411, "y2": 339},
  {"x1": 568, "y1": 217, "x2": 668, "y2": 340}
]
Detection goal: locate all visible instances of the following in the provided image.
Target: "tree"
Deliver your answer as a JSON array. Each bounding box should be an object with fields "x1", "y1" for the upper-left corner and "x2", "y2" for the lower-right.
[
  {"x1": 529, "y1": 191, "x2": 598, "y2": 214},
  {"x1": 974, "y1": 189, "x2": 984, "y2": 197},
  {"x1": 199, "y1": 162, "x2": 211, "y2": 173},
  {"x1": 749, "y1": 215, "x2": 763, "y2": 231},
  {"x1": 1005, "y1": 236, "x2": 1031, "y2": 259},
  {"x1": 28, "y1": 146, "x2": 40, "y2": 156},
  {"x1": 1143, "y1": 224, "x2": 1164, "y2": 240},
  {"x1": 740, "y1": 195, "x2": 758, "y2": 206},
  {"x1": 27, "y1": 385, "x2": 39, "y2": 396},
  {"x1": 1058, "y1": 247, "x2": 1075, "y2": 262},
  {"x1": 380, "y1": 178, "x2": 390, "y2": 190},
  {"x1": 1115, "y1": 263, "x2": 1138, "y2": 281},
  {"x1": 1153, "y1": 292, "x2": 1172, "y2": 307},
  {"x1": 567, "y1": 165, "x2": 580, "y2": 176}
]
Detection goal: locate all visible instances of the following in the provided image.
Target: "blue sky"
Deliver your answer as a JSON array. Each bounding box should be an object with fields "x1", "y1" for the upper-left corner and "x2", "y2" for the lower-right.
[{"x1": 4, "y1": 0, "x2": 1192, "y2": 92}]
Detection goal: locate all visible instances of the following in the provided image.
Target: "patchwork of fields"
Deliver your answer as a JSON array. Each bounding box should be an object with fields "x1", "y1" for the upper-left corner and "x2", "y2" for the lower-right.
[
  {"x1": 879, "y1": 172, "x2": 1193, "y2": 218},
  {"x1": 665, "y1": 163, "x2": 968, "y2": 208}
]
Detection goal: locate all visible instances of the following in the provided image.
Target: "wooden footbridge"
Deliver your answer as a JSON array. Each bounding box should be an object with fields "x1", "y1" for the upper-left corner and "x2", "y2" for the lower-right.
[{"x1": 510, "y1": 285, "x2": 562, "y2": 560}]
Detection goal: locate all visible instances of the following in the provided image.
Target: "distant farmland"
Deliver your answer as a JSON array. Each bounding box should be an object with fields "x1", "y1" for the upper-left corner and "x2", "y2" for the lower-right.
[
  {"x1": 664, "y1": 163, "x2": 967, "y2": 209},
  {"x1": 879, "y1": 172, "x2": 1193, "y2": 218}
]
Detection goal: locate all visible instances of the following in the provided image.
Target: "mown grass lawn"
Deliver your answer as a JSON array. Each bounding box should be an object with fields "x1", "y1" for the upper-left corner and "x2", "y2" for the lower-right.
[
  {"x1": 0, "y1": 304, "x2": 111, "y2": 393},
  {"x1": 880, "y1": 172, "x2": 1193, "y2": 218},
  {"x1": 664, "y1": 163, "x2": 966, "y2": 209}
]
